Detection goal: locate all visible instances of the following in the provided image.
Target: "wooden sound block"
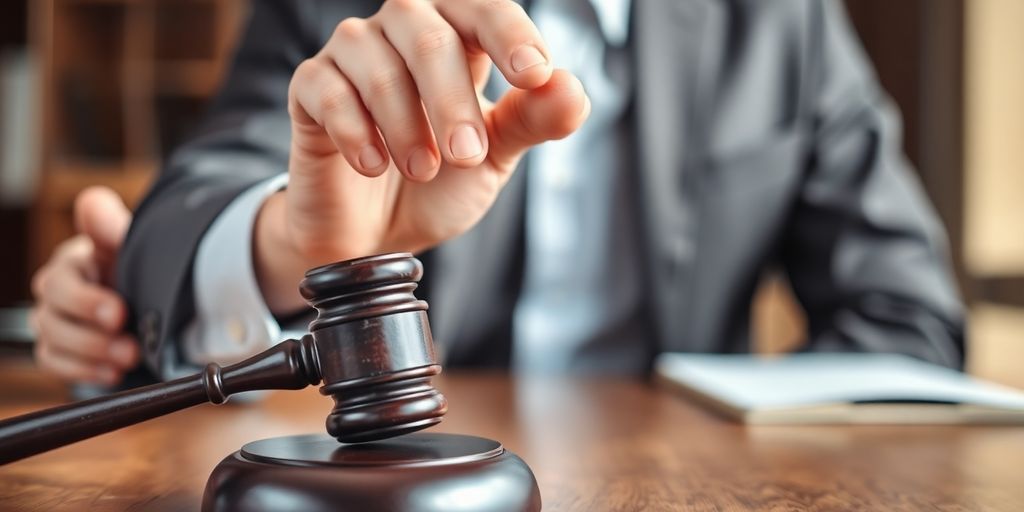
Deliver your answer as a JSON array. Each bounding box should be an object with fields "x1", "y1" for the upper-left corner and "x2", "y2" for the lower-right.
[{"x1": 202, "y1": 432, "x2": 541, "y2": 512}]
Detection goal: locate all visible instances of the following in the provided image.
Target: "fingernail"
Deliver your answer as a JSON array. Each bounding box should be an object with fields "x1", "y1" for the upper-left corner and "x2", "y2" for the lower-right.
[
  {"x1": 407, "y1": 147, "x2": 438, "y2": 178},
  {"x1": 109, "y1": 341, "x2": 136, "y2": 367},
  {"x1": 450, "y1": 124, "x2": 483, "y2": 160},
  {"x1": 96, "y1": 302, "x2": 118, "y2": 330},
  {"x1": 511, "y1": 45, "x2": 547, "y2": 72},
  {"x1": 358, "y1": 145, "x2": 385, "y2": 171}
]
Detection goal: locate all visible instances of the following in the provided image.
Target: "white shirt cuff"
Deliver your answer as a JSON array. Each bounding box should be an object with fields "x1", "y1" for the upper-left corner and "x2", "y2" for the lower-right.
[{"x1": 183, "y1": 174, "x2": 290, "y2": 366}]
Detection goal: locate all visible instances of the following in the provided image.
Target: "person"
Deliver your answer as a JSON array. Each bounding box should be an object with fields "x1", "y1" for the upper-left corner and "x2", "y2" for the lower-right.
[{"x1": 31, "y1": 0, "x2": 965, "y2": 386}]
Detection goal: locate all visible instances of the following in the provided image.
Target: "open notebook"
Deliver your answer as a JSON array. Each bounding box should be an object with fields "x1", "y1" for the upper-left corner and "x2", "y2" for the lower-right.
[{"x1": 654, "y1": 353, "x2": 1024, "y2": 424}]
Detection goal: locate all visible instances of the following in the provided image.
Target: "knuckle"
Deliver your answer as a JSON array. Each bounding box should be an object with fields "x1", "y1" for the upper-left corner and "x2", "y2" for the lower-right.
[
  {"x1": 385, "y1": 0, "x2": 425, "y2": 14},
  {"x1": 478, "y1": 0, "x2": 524, "y2": 19},
  {"x1": 317, "y1": 87, "x2": 356, "y2": 116},
  {"x1": 31, "y1": 267, "x2": 49, "y2": 298},
  {"x1": 48, "y1": 272, "x2": 87, "y2": 309},
  {"x1": 411, "y1": 28, "x2": 460, "y2": 59},
  {"x1": 72, "y1": 186, "x2": 106, "y2": 223},
  {"x1": 333, "y1": 17, "x2": 369, "y2": 40},
  {"x1": 367, "y1": 68, "x2": 407, "y2": 97},
  {"x1": 435, "y1": 89, "x2": 479, "y2": 117},
  {"x1": 293, "y1": 59, "x2": 324, "y2": 85},
  {"x1": 41, "y1": 268, "x2": 63, "y2": 300},
  {"x1": 287, "y1": 83, "x2": 306, "y2": 119},
  {"x1": 59, "y1": 234, "x2": 90, "y2": 256}
]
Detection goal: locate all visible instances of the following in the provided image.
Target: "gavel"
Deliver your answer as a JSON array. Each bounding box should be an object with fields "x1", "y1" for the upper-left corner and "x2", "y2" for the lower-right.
[{"x1": 0, "y1": 252, "x2": 448, "y2": 464}]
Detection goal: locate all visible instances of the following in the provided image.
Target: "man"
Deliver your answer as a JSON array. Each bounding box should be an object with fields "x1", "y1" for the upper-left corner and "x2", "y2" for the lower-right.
[{"x1": 31, "y1": 0, "x2": 965, "y2": 386}]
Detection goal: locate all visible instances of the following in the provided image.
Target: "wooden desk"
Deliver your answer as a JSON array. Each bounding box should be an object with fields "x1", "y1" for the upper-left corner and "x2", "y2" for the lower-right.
[{"x1": 1, "y1": 364, "x2": 1022, "y2": 511}]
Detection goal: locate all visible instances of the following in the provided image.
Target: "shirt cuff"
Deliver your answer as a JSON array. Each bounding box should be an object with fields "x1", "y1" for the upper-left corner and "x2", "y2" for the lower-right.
[{"x1": 182, "y1": 174, "x2": 290, "y2": 366}]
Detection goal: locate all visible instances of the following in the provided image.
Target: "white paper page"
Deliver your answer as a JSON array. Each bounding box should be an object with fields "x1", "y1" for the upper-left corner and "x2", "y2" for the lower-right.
[{"x1": 655, "y1": 353, "x2": 1024, "y2": 411}]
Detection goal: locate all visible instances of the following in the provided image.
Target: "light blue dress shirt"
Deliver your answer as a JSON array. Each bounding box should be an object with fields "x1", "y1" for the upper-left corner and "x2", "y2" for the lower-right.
[
  {"x1": 184, "y1": 0, "x2": 646, "y2": 374},
  {"x1": 513, "y1": 0, "x2": 648, "y2": 374}
]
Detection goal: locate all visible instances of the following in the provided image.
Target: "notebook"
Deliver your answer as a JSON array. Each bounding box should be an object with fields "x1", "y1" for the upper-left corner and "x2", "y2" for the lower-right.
[{"x1": 654, "y1": 353, "x2": 1024, "y2": 424}]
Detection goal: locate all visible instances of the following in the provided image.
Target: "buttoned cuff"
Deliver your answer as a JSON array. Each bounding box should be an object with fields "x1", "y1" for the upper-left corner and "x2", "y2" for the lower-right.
[{"x1": 182, "y1": 174, "x2": 290, "y2": 366}]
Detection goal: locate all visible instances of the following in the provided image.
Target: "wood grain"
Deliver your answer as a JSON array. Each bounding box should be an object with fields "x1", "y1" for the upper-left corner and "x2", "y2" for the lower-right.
[{"x1": 0, "y1": 364, "x2": 1022, "y2": 511}]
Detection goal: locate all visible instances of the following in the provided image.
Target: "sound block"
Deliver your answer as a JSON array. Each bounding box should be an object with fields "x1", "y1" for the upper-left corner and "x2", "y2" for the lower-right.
[{"x1": 202, "y1": 432, "x2": 541, "y2": 512}]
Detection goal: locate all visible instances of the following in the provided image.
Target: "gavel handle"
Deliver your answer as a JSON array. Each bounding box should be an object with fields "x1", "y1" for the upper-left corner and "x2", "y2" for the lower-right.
[{"x1": 0, "y1": 336, "x2": 321, "y2": 465}]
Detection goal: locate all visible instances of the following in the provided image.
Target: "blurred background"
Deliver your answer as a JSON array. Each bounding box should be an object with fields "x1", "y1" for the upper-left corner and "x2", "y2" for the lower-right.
[{"x1": 0, "y1": 0, "x2": 1020, "y2": 388}]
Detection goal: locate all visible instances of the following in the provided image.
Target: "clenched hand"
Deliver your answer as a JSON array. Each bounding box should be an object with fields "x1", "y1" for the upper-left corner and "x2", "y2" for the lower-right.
[{"x1": 30, "y1": 187, "x2": 138, "y2": 385}]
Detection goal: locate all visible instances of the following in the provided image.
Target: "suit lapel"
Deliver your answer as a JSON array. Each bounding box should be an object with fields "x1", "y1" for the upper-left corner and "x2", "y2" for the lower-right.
[{"x1": 633, "y1": 0, "x2": 722, "y2": 351}]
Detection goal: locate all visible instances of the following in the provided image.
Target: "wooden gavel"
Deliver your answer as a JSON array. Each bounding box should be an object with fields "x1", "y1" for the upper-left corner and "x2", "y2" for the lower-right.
[{"x1": 0, "y1": 253, "x2": 448, "y2": 465}]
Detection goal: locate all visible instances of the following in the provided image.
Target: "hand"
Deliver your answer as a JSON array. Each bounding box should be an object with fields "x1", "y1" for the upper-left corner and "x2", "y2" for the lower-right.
[
  {"x1": 255, "y1": 0, "x2": 590, "y2": 312},
  {"x1": 30, "y1": 187, "x2": 139, "y2": 386}
]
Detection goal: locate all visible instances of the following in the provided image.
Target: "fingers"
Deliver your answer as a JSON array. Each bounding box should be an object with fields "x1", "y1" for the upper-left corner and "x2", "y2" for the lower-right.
[
  {"x1": 290, "y1": 0, "x2": 552, "y2": 180},
  {"x1": 486, "y1": 69, "x2": 591, "y2": 170},
  {"x1": 325, "y1": 18, "x2": 440, "y2": 181},
  {"x1": 30, "y1": 234, "x2": 140, "y2": 386},
  {"x1": 39, "y1": 251, "x2": 128, "y2": 333},
  {"x1": 74, "y1": 186, "x2": 131, "y2": 258},
  {"x1": 433, "y1": 0, "x2": 552, "y2": 89},
  {"x1": 31, "y1": 301, "x2": 139, "y2": 386},
  {"x1": 376, "y1": 0, "x2": 487, "y2": 167},
  {"x1": 290, "y1": 58, "x2": 391, "y2": 177},
  {"x1": 35, "y1": 339, "x2": 115, "y2": 386},
  {"x1": 34, "y1": 332, "x2": 136, "y2": 387},
  {"x1": 34, "y1": 306, "x2": 138, "y2": 371}
]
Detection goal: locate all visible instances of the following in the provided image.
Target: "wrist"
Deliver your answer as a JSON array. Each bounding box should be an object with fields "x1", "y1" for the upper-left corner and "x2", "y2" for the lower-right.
[{"x1": 253, "y1": 191, "x2": 309, "y2": 314}]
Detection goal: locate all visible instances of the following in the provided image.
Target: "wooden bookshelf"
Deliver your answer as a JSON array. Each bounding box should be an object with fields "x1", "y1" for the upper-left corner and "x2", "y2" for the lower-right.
[{"x1": 28, "y1": 0, "x2": 244, "y2": 270}]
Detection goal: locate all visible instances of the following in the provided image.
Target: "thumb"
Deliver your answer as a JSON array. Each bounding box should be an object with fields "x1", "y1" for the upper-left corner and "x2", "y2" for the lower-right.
[
  {"x1": 485, "y1": 69, "x2": 590, "y2": 171},
  {"x1": 74, "y1": 186, "x2": 132, "y2": 257}
]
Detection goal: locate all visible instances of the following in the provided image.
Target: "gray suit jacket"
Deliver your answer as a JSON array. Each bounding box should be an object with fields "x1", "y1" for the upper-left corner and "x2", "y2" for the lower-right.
[{"x1": 117, "y1": 0, "x2": 965, "y2": 379}]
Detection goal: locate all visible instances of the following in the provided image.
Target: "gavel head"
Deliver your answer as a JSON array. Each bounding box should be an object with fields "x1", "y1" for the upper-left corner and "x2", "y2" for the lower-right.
[{"x1": 299, "y1": 253, "x2": 448, "y2": 443}]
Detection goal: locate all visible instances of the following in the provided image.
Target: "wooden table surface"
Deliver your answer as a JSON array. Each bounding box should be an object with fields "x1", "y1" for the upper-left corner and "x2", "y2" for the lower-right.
[{"x1": 0, "y1": 361, "x2": 1022, "y2": 511}]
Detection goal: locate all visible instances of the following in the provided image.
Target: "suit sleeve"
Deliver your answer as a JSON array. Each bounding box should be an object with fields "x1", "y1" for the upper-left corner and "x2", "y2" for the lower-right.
[
  {"x1": 116, "y1": 0, "x2": 318, "y2": 378},
  {"x1": 780, "y1": 0, "x2": 966, "y2": 368}
]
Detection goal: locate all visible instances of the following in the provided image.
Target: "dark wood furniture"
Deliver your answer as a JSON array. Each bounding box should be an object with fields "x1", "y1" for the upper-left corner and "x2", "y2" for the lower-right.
[
  {"x1": 28, "y1": 0, "x2": 244, "y2": 271},
  {"x1": 0, "y1": 367, "x2": 1021, "y2": 511},
  {"x1": 205, "y1": 432, "x2": 539, "y2": 511}
]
